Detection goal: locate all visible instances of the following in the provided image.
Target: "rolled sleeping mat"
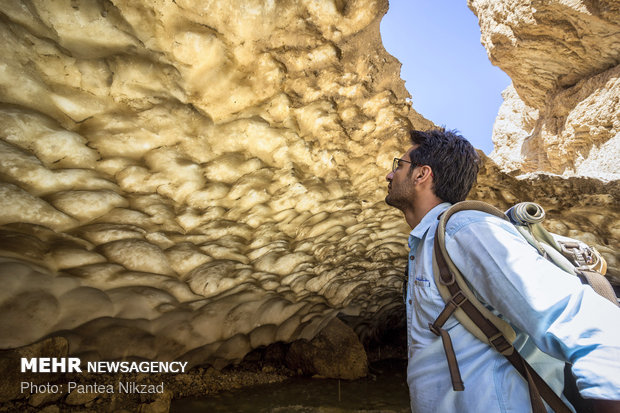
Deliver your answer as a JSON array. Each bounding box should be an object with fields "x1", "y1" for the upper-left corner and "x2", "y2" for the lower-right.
[
  {"x1": 506, "y1": 202, "x2": 545, "y2": 225},
  {"x1": 506, "y1": 202, "x2": 561, "y2": 253}
]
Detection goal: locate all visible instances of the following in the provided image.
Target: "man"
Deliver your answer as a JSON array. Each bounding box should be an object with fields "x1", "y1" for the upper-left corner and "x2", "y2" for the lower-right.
[{"x1": 385, "y1": 128, "x2": 620, "y2": 412}]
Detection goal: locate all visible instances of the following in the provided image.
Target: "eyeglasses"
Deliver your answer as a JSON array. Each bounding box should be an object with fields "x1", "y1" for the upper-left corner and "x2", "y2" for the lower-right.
[{"x1": 392, "y1": 157, "x2": 414, "y2": 172}]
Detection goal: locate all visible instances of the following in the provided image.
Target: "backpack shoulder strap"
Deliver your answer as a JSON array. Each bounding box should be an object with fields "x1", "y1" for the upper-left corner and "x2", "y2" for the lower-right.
[
  {"x1": 431, "y1": 200, "x2": 516, "y2": 345},
  {"x1": 577, "y1": 269, "x2": 619, "y2": 306},
  {"x1": 430, "y1": 200, "x2": 572, "y2": 413}
]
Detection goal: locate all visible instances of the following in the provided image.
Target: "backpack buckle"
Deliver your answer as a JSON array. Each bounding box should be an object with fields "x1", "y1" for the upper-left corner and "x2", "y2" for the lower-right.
[
  {"x1": 559, "y1": 241, "x2": 594, "y2": 267},
  {"x1": 448, "y1": 290, "x2": 467, "y2": 308},
  {"x1": 488, "y1": 332, "x2": 513, "y2": 356}
]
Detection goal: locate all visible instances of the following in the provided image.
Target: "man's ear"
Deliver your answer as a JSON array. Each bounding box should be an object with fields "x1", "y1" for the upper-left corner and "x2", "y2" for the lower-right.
[{"x1": 416, "y1": 165, "x2": 433, "y2": 183}]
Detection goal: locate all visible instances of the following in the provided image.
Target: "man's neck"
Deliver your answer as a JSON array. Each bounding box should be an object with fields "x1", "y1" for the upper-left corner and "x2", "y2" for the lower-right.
[{"x1": 404, "y1": 198, "x2": 443, "y2": 229}]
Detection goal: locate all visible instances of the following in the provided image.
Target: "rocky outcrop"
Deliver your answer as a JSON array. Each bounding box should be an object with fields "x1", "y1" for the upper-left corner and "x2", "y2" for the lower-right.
[
  {"x1": 469, "y1": 0, "x2": 619, "y2": 281},
  {"x1": 469, "y1": 0, "x2": 620, "y2": 180},
  {"x1": 286, "y1": 317, "x2": 368, "y2": 379}
]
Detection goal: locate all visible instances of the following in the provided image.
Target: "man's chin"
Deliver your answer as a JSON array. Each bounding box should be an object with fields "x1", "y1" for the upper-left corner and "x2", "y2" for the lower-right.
[{"x1": 385, "y1": 195, "x2": 406, "y2": 212}]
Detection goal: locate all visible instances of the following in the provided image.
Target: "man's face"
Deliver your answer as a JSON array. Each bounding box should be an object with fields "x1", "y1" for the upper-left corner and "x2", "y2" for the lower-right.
[{"x1": 385, "y1": 146, "x2": 416, "y2": 211}]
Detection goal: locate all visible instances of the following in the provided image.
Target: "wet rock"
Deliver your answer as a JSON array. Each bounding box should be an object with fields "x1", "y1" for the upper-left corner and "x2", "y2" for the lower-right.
[{"x1": 286, "y1": 317, "x2": 368, "y2": 380}]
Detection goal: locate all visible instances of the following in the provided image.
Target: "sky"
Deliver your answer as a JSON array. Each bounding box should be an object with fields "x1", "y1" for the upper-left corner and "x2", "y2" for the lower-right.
[{"x1": 380, "y1": 1, "x2": 511, "y2": 154}]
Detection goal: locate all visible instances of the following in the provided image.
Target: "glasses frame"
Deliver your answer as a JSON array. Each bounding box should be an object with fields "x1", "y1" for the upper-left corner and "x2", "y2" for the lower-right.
[{"x1": 392, "y1": 157, "x2": 413, "y2": 173}]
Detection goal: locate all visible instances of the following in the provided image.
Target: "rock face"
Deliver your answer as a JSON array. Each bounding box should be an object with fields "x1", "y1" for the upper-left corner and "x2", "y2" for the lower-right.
[
  {"x1": 469, "y1": 0, "x2": 620, "y2": 180},
  {"x1": 286, "y1": 317, "x2": 368, "y2": 379},
  {"x1": 0, "y1": 0, "x2": 429, "y2": 367}
]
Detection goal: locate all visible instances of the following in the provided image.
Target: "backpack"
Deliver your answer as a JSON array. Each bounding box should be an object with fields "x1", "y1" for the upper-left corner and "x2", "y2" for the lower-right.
[{"x1": 429, "y1": 200, "x2": 618, "y2": 413}]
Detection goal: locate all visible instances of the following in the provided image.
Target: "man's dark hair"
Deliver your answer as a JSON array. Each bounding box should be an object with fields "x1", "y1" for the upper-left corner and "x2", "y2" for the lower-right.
[{"x1": 408, "y1": 128, "x2": 480, "y2": 204}]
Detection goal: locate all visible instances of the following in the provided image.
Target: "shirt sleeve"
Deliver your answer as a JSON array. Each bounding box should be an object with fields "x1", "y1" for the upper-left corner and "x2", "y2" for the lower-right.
[{"x1": 444, "y1": 214, "x2": 620, "y2": 400}]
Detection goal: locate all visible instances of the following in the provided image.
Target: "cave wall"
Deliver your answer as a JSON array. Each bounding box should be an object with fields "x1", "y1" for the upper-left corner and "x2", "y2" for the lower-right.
[{"x1": 469, "y1": 0, "x2": 620, "y2": 180}]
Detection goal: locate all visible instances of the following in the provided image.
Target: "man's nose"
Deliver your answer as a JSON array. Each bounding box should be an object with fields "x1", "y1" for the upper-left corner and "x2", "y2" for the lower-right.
[{"x1": 386, "y1": 171, "x2": 394, "y2": 181}]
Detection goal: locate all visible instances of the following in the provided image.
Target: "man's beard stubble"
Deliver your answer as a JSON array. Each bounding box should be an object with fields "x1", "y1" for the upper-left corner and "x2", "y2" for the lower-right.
[{"x1": 385, "y1": 185, "x2": 410, "y2": 212}]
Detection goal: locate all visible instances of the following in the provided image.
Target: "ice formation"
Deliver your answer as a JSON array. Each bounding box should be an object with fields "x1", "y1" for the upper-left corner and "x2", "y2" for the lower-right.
[{"x1": 0, "y1": 0, "x2": 427, "y2": 366}]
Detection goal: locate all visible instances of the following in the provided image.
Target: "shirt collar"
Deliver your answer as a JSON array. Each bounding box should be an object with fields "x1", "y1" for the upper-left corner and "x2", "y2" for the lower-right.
[{"x1": 408, "y1": 202, "x2": 452, "y2": 248}]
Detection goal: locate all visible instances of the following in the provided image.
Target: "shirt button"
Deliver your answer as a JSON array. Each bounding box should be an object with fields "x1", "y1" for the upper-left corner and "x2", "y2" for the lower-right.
[
  {"x1": 409, "y1": 255, "x2": 415, "y2": 260},
  {"x1": 408, "y1": 300, "x2": 412, "y2": 305}
]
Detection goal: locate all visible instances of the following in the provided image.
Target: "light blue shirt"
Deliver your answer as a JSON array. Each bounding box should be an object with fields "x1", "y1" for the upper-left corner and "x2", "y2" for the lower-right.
[{"x1": 405, "y1": 203, "x2": 620, "y2": 413}]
